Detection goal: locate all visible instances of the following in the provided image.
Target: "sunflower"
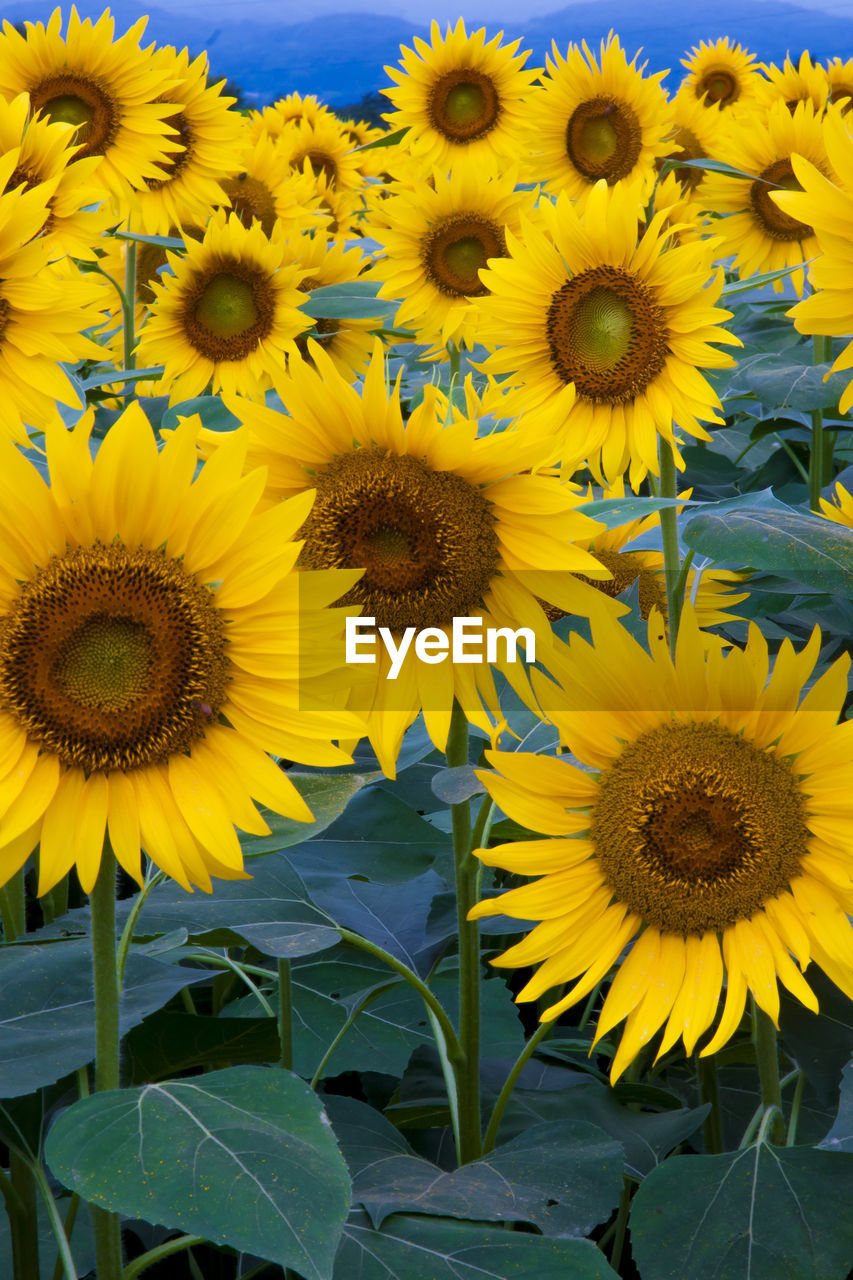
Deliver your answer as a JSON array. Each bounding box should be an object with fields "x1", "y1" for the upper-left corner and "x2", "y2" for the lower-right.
[
  {"x1": 382, "y1": 19, "x2": 540, "y2": 170},
  {"x1": 275, "y1": 114, "x2": 364, "y2": 198},
  {"x1": 573, "y1": 478, "x2": 748, "y2": 629},
  {"x1": 659, "y1": 87, "x2": 725, "y2": 193},
  {"x1": 522, "y1": 33, "x2": 671, "y2": 200},
  {"x1": 678, "y1": 37, "x2": 763, "y2": 112},
  {"x1": 773, "y1": 105, "x2": 853, "y2": 412},
  {"x1": 218, "y1": 131, "x2": 330, "y2": 239},
  {"x1": 127, "y1": 45, "x2": 244, "y2": 235},
  {"x1": 365, "y1": 164, "x2": 538, "y2": 352},
  {"x1": 292, "y1": 229, "x2": 377, "y2": 380},
  {"x1": 477, "y1": 180, "x2": 738, "y2": 488},
  {"x1": 0, "y1": 91, "x2": 112, "y2": 260},
  {"x1": 205, "y1": 341, "x2": 607, "y2": 776},
  {"x1": 0, "y1": 8, "x2": 183, "y2": 202},
  {"x1": 0, "y1": 170, "x2": 107, "y2": 442},
  {"x1": 757, "y1": 51, "x2": 829, "y2": 114},
  {"x1": 247, "y1": 93, "x2": 335, "y2": 143},
  {"x1": 700, "y1": 100, "x2": 833, "y2": 296},
  {"x1": 819, "y1": 481, "x2": 853, "y2": 528},
  {"x1": 0, "y1": 403, "x2": 363, "y2": 897},
  {"x1": 826, "y1": 57, "x2": 853, "y2": 112},
  {"x1": 469, "y1": 605, "x2": 853, "y2": 1082},
  {"x1": 135, "y1": 211, "x2": 309, "y2": 403}
]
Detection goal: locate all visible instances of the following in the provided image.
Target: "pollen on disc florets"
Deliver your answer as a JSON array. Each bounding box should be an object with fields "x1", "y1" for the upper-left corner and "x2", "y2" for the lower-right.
[
  {"x1": 0, "y1": 543, "x2": 229, "y2": 773},
  {"x1": 590, "y1": 721, "x2": 809, "y2": 934},
  {"x1": 298, "y1": 447, "x2": 501, "y2": 630},
  {"x1": 547, "y1": 263, "x2": 669, "y2": 402}
]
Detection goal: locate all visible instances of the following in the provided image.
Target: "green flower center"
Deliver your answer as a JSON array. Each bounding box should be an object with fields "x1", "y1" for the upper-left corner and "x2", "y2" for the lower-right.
[
  {"x1": 182, "y1": 259, "x2": 276, "y2": 360},
  {"x1": 0, "y1": 543, "x2": 228, "y2": 773},
  {"x1": 55, "y1": 616, "x2": 153, "y2": 713},
  {"x1": 30, "y1": 73, "x2": 118, "y2": 158},
  {"x1": 195, "y1": 275, "x2": 259, "y2": 338},
  {"x1": 566, "y1": 97, "x2": 642, "y2": 183},
  {"x1": 429, "y1": 68, "x2": 501, "y2": 143},
  {"x1": 424, "y1": 214, "x2": 506, "y2": 297},
  {"x1": 547, "y1": 264, "x2": 669, "y2": 403}
]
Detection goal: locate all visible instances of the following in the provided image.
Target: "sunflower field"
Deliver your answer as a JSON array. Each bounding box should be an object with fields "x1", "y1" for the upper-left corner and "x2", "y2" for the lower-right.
[{"x1": 1, "y1": 7, "x2": 853, "y2": 1279}]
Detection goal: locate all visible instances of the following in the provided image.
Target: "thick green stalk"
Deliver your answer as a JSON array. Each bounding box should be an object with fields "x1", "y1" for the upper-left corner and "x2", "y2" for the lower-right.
[
  {"x1": 446, "y1": 699, "x2": 482, "y2": 1165},
  {"x1": 88, "y1": 847, "x2": 123, "y2": 1280},
  {"x1": 751, "y1": 997, "x2": 785, "y2": 1145},
  {"x1": 278, "y1": 958, "x2": 293, "y2": 1070},
  {"x1": 9, "y1": 1150, "x2": 40, "y2": 1280},
  {"x1": 122, "y1": 1235, "x2": 207, "y2": 1280},
  {"x1": 657, "y1": 435, "x2": 682, "y2": 655},
  {"x1": 0, "y1": 867, "x2": 25, "y2": 940},
  {"x1": 482, "y1": 1017, "x2": 556, "y2": 1154},
  {"x1": 697, "y1": 1054, "x2": 724, "y2": 1154},
  {"x1": 122, "y1": 238, "x2": 137, "y2": 394}
]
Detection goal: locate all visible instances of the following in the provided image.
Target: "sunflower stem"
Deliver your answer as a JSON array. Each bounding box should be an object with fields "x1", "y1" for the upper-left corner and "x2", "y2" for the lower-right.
[
  {"x1": 121, "y1": 1235, "x2": 208, "y2": 1280},
  {"x1": 697, "y1": 1053, "x2": 724, "y2": 1154},
  {"x1": 657, "y1": 435, "x2": 682, "y2": 655},
  {"x1": 116, "y1": 868, "x2": 166, "y2": 987},
  {"x1": 786, "y1": 1070, "x2": 806, "y2": 1147},
  {"x1": 447, "y1": 698, "x2": 482, "y2": 1165},
  {"x1": 751, "y1": 998, "x2": 785, "y2": 1145},
  {"x1": 88, "y1": 844, "x2": 124, "y2": 1280},
  {"x1": 277, "y1": 958, "x2": 293, "y2": 1071},
  {"x1": 482, "y1": 1015, "x2": 558, "y2": 1155},
  {"x1": 609, "y1": 1176, "x2": 633, "y2": 1274},
  {"x1": 122, "y1": 237, "x2": 137, "y2": 399},
  {"x1": 446, "y1": 340, "x2": 461, "y2": 417},
  {"x1": 0, "y1": 867, "x2": 25, "y2": 940},
  {"x1": 9, "y1": 1149, "x2": 40, "y2": 1280}
]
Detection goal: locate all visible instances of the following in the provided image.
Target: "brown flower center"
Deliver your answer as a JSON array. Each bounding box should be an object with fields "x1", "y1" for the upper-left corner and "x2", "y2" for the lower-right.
[
  {"x1": 0, "y1": 543, "x2": 228, "y2": 773},
  {"x1": 221, "y1": 173, "x2": 278, "y2": 235},
  {"x1": 698, "y1": 68, "x2": 739, "y2": 106},
  {"x1": 30, "y1": 73, "x2": 119, "y2": 159},
  {"x1": 299, "y1": 448, "x2": 500, "y2": 630},
  {"x1": 547, "y1": 264, "x2": 669, "y2": 402},
  {"x1": 145, "y1": 109, "x2": 192, "y2": 188},
  {"x1": 423, "y1": 214, "x2": 506, "y2": 296},
  {"x1": 429, "y1": 68, "x2": 501, "y2": 142},
  {"x1": 181, "y1": 259, "x2": 276, "y2": 360},
  {"x1": 565, "y1": 97, "x2": 643, "y2": 183},
  {"x1": 750, "y1": 159, "x2": 812, "y2": 242},
  {"x1": 590, "y1": 722, "x2": 808, "y2": 933}
]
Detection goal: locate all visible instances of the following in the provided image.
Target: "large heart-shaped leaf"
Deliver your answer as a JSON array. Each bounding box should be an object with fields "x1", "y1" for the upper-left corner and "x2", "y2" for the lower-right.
[{"x1": 46, "y1": 1067, "x2": 350, "y2": 1280}]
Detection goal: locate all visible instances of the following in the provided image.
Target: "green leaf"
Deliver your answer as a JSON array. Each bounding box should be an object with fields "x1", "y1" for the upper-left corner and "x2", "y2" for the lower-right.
[
  {"x1": 302, "y1": 282, "x2": 395, "y2": 320},
  {"x1": 45, "y1": 1066, "x2": 351, "y2": 1280},
  {"x1": 159, "y1": 395, "x2": 242, "y2": 434},
  {"x1": 126, "y1": 1012, "x2": 280, "y2": 1082},
  {"x1": 0, "y1": 1189, "x2": 95, "y2": 1280},
  {"x1": 501, "y1": 1072, "x2": 708, "y2": 1179},
  {"x1": 429, "y1": 766, "x2": 486, "y2": 805},
  {"x1": 682, "y1": 506, "x2": 853, "y2": 591},
  {"x1": 352, "y1": 127, "x2": 409, "y2": 151},
  {"x1": 630, "y1": 1144, "x2": 853, "y2": 1280},
  {"x1": 112, "y1": 230, "x2": 186, "y2": 248},
  {"x1": 744, "y1": 359, "x2": 851, "y2": 413},
  {"x1": 291, "y1": 787, "x2": 447, "y2": 883},
  {"x1": 672, "y1": 157, "x2": 764, "y2": 180},
  {"x1": 80, "y1": 365, "x2": 164, "y2": 390},
  {"x1": 780, "y1": 969, "x2": 853, "y2": 1103},
  {"x1": 337, "y1": 1213, "x2": 620, "y2": 1280},
  {"x1": 119, "y1": 854, "x2": 336, "y2": 951},
  {"x1": 302, "y1": 869, "x2": 452, "y2": 975},
  {"x1": 0, "y1": 943, "x2": 209, "y2": 1097},
  {"x1": 242, "y1": 772, "x2": 379, "y2": 858},
  {"x1": 576, "y1": 496, "x2": 686, "y2": 527},
  {"x1": 721, "y1": 265, "x2": 810, "y2": 296},
  {"x1": 327, "y1": 1097, "x2": 622, "y2": 1235}
]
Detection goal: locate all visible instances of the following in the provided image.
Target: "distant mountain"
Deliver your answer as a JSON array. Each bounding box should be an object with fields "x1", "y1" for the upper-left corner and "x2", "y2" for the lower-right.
[{"x1": 6, "y1": 0, "x2": 853, "y2": 107}]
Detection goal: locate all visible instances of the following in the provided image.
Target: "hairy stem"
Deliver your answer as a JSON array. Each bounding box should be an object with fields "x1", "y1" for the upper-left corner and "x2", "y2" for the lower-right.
[{"x1": 89, "y1": 846, "x2": 123, "y2": 1280}]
